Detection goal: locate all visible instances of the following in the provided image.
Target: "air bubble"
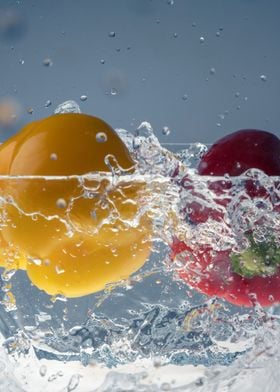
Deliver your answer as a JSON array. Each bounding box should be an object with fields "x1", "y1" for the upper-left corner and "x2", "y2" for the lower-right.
[
  {"x1": 96, "y1": 132, "x2": 107, "y2": 143},
  {"x1": 173, "y1": 33, "x2": 178, "y2": 38},
  {"x1": 108, "y1": 31, "x2": 116, "y2": 38},
  {"x1": 153, "y1": 357, "x2": 162, "y2": 368},
  {"x1": 19, "y1": 59, "x2": 24, "y2": 65},
  {"x1": 269, "y1": 295, "x2": 274, "y2": 302},
  {"x1": 182, "y1": 94, "x2": 188, "y2": 101},
  {"x1": 199, "y1": 36, "x2": 205, "y2": 43},
  {"x1": 67, "y1": 374, "x2": 81, "y2": 391},
  {"x1": 26, "y1": 107, "x2": 33, "y2": 114},
  {"x1": 210, "y1": 67, "x2": 216, "y2": 75},
  {"x1": 260, "y1": 74, "x2": 267, "y2": 82},
  {"x1": 56, "y1": 198, "x2": 67, "y2": 209},
  {"x1": 39, "y1": 365, "x2": 47, "y2": 377},
  {"x1": 161, "y1": 382, "x2": 171, "y2": 391},
  {"x1": 100, "y1": 59, "x2": 105, "y2": 64},
  {"x1": 80, "y1": 95, "x2": 87, "y2": 102}
]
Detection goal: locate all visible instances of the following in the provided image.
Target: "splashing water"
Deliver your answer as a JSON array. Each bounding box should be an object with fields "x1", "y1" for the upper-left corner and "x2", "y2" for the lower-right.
[{"x1": 0, "y1": 101, "x2": 280, "y2": 390}]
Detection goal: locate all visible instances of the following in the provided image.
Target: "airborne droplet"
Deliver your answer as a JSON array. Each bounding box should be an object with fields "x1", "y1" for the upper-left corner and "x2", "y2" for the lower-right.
[
  {"x1": 162, "y1": 126, "x2": 171, "y2": 136},
  {"x1": 110, "y1": 88, "x2": 118, "y2": 96},
  {"x1": 44, "y1": 100, "x2": 52, "y2": 108},
  {"x1": 42, "y1": 58, "x2": 53, "y2": 67}
]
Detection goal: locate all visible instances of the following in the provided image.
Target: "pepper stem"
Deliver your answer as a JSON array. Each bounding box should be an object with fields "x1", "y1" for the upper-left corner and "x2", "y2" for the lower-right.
[{"x1": 231, "y1": 235, "x2": 280, "y2": 278}]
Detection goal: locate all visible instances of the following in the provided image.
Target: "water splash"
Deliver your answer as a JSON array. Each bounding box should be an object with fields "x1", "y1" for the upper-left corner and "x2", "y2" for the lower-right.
[{"x1": 0, "y1": 115, "x2": 280, "y2": 390}]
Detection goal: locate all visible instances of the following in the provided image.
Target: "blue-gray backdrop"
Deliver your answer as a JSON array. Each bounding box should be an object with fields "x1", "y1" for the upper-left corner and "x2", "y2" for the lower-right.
[{"x1": 0, "y1": 0, "x2": 280, "y2": 143}]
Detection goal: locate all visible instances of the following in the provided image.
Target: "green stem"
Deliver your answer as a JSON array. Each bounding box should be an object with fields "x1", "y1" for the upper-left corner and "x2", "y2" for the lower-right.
[{"x1": 231, "y1": 234, "x2": 280, "y2": 278}]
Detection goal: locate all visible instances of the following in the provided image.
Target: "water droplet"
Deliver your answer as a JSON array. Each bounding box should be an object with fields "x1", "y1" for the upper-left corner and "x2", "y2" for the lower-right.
[
  {"x1": 167, "y1": 0, "x2": 175, "y2": 5},
  {"x1": 2, "y1": 292, "x2": 16, "y2": 312},
  {"x1": 156, "y1": 18, "x2": 160, "y2": 24},
  {"x1": 28, "y1": 257, "x2": 42, "y2": 266},
  {"x1": 182, "y1": 94, "x2": 188, "y2": 101},
  {"x1": 26, "y1": 107, "x2": 33, "y2": 114},
  {"x1": 260, "y1": 74, "x2": 267, "y2": 82},
  {"x1": 162, "y1": 126, "x2": 171, "y2": 136},
  {"x1": 215, "y1": 31, "x2": 221, "y2": 37},
  {"x1": 108, "y1": 31, "x2": 116, "y2": 38},
  {"x1": 51, "y1": 294, "x2": 67, "y2": 303},
  {"x1": 1, "y1": 269, "x2": 16, "y2": 282},
  {"x1": 235, "y1": 92, "x2": 240, "y2": 98},
  {"x1": 173, "y1": 32, "x2": 178, "y2": 38},
  {"x1": 80, "y1": 95, "x2": 87, "y2": 102},
  {"x1": 115, "y1": 47, "x2": 121, "y2": 52},
  {"x1": 42, "y1": 57, "x2": 53, "y2": 67},
  {"x1": 56, "y1": 198, "x2": 67, "y2": 209},
  {"x1": 192, "y1": 22, "x2": 196, "y2": 27},
  {"x1": 210, "y1": 67, "x2": 216, "y2": 75},
  {"x1": 44, "y1": 100, "x2": 52, "y2": 108},
  {"x1": 19, "y1": 59, "x2": 24, "y2": 65},
  {"x1": 50, "y1": 153, "x2": 57, "y2": 160},
  {"x1": 55, "y1": 265, "x2": 65, "y2": 275},
  {"x1": 216, "y1": 123, "x2": 221, "y2": 127},
  {"x1": 199, "y1": 36, "x2": 205, "y2": 43},
  {"x1": 96, "y1": 132, "x2": 107, "y2": 143},
  {"x1": 54, "y1": 100, "x2": 81, "y2": 114},
  {"x1": 35, "y1": 311, "x2": 52, "y2": 323},
  {"x1": 100, "y1": 59, "x2": 105, "y2": 64},
  {"x1": 110, "y1": 88, "x2": 118, "y2": 96}
]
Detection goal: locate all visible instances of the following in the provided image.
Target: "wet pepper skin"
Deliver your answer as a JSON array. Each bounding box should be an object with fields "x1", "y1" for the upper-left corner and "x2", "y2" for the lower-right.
[
  {"x1": 0, "y1": 114, "x2": 152, "y2": 297},
  {"x1": 172, "y1": 129, "x2": 280, "y2": 307}
]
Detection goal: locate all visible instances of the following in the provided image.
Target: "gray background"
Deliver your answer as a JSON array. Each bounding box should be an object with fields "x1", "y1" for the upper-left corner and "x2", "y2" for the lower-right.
[{"x1": 0, "y1": 0, "x2": 280, "y2": 143}]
